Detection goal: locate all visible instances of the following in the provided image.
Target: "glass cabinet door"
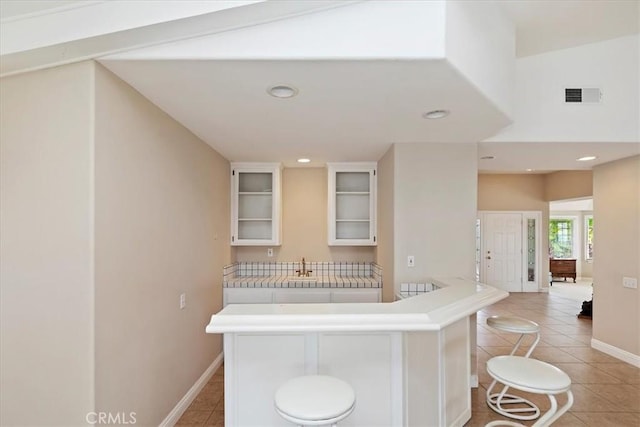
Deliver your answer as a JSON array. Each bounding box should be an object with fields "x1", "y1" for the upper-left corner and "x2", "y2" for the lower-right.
[
  {"x1": 328, "y1": 163, "x2": 377, "y2": 246},
  {"x1": 231, "y1": 164, "x2": 281, "y2": 246}
]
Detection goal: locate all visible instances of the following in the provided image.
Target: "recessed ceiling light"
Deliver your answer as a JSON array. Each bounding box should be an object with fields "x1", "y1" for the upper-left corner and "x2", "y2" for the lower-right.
[
  {"x1": 422, "y1": 109, "x2": 450, "y2": 119},
  {"x1": 267, "y1": 85, "x2": 298, "y2": 99},
  {"x1": 480, "y1": 156, "x2": 495, "y2": 160},
  {"x1": 577, "y1": 156, "x2": 597, "y2": 161},
  {"x1": 297, "y1": 158, "x2": 311, "y2": 164}
]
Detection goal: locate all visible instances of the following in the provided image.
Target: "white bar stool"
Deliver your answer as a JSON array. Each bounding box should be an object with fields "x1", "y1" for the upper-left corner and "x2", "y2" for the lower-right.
[
  {"x1": 274, "y1": 375, "x2": 356, "y2": 426},
  {"x1": 485, "y1": 356, "x2": 573, "y2": 427},
  {"x1": 485, "y1": 316, "x2": 541, "y2": 420}
]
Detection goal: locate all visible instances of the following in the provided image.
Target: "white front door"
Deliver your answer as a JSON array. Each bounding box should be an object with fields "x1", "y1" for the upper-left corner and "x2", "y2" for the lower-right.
[{"x1": 482, "y1": 213, "x2": 523, "y2": 292}]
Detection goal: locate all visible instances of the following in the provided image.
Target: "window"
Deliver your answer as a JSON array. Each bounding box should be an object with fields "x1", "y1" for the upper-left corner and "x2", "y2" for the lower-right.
[
  {"x1": 527, "y1": 218, "x2": 537, "y2": 282},
  {"x1": 549, "y1": 218, "x2": 574, "y2": 258},
  {"x1": 585, "y1": 215, "x2": 593, "y2": 260}
]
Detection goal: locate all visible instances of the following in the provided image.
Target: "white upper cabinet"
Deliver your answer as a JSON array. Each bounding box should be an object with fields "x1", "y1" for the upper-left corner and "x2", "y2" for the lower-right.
[
  {"x1": 231, "y1": 163, "x2": 282, "y2": 246},
  {"x1": 327, "y1": 162, "x2": 377, "y2": 246}
]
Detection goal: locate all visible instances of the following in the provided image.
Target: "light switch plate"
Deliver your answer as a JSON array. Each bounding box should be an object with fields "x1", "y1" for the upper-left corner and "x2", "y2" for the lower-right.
[
  {"x1": 407, "y1": 256, "x2": 415, "y2": 268},
  {"x1": 622, "y1": 277, "x2": 638, "y2": 289}
]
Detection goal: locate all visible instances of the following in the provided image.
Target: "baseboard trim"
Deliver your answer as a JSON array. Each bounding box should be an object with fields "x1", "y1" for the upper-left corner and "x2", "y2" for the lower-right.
[
  {"x1": 470, "y1": 374, "x2": 478, "y2": 388},
  {"x1": 159, "y1": 352, "x2": 224, "y2": 427},
  {"x1": 591, "y1": 338, "x2": 640, "y2": 368},
  {"x1": 451, "y1": 407, "x2": 472, "y2": 427}
]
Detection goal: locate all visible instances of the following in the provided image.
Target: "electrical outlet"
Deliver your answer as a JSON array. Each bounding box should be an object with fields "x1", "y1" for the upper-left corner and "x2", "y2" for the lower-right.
[
  {"x1": 267, "y1": 248, "x2": 274, "y2": 257},
  {"x1": 622, "y1": 277, "x2": 638, "y2": 289},
  {"x1": 180, "y1": 293, "x2": 186, "y2": 309},
  {"x1": 407, "y1": 256, "x2": 415, "y2": 268}
]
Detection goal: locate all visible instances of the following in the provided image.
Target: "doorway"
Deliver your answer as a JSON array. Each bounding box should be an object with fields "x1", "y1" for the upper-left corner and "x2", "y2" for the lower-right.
[{"x1": 478, "y1": 211, "x2": 542, "y2": 292}]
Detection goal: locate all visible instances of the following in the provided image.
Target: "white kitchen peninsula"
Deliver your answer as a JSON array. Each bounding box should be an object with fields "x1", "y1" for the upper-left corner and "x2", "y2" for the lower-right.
[{"x1": 206, "y1": 277, "x2": 508, "y2": 427}]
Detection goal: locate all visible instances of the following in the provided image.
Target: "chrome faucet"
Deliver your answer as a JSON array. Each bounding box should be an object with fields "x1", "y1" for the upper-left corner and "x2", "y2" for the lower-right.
[{"x1": 295, "y1": 257, "x2": 312, "y2": 277}]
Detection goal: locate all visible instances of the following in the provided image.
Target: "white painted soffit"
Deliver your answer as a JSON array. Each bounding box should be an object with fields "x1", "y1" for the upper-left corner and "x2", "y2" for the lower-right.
[
  {"x1": 102, "y1": 1, "x2": 446, "y2": 60},
  {"x1": 0, "y1": 0, "x2": 361, "y2": 77},
  {"x1": 478, "y1": 141, "x2": 640, "y2": 174}
]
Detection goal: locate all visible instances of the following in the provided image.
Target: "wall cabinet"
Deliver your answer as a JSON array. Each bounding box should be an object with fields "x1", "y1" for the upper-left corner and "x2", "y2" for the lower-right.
[
  {"x1": 230, "y1": 163, "x2": 282, "y2": 246},
  {"x1": 327, "y1": 162, "x2": 377, "y2": 246}
]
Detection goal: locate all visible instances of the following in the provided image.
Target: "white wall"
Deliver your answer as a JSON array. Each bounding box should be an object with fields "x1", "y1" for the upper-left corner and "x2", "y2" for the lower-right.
[
  {"x1": 488, "y1": 34, "x2": 639, "y2": 142},
  {"x1": 1, "y1": 62, "x2": 95, "y2": 425},
  {"x1": 393, "y1": 143, "x2": 478, "y2": 285},
  {"x1": 445, "y1": 0, "x2": 515, "y2": 118}
]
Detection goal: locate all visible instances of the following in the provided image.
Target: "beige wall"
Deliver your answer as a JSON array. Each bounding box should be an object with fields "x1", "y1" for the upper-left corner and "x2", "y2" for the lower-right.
[
  {"x1": 235, "y1": 167, "x2": 375, "y2": 263},
  {"x1": 592, "y1": 155, "x2": 639, "y2": 357},
  {"x1": 376, "y1": 146, "x2": 395, "y2": 302},
  {"x1": 394, "y1": 143, "x2": 478, "y2": 284},
  {"x1": 93, "y1": 65, "x2": 229, "y2": 425},
  {"x1": 545, "y1": 170, "x2": 593, "y2": 202},
  {"x1": 0, "y1": 62, "x2": 96, "y2": 425},
  {"x1": 0, "y1": 61, "x2": 230, "y2": 426},
  {"x1": 478, "y1": 174, "x2": 547, "y2": 211},
  {"x1": 479, "y1": 172, "x2": 595, "y2": 286},
  {"x1": 479, "y1": 174, "x2": 551, "y2": 288}
]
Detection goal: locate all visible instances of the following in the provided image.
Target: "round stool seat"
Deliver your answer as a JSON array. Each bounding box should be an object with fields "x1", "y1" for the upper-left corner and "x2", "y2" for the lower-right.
[
  {"x1": 485, "y1": 356, "x2": 574, "y2": 426},
  {"x1": 274, "y1": 375, "x2": 355, "y2": 426},
  {"x1": 487, "y1": 356, "x2": 571, "y2": 394},
  {"x1": 487, "y1": 316, "x2": 539, "y2": 334}
]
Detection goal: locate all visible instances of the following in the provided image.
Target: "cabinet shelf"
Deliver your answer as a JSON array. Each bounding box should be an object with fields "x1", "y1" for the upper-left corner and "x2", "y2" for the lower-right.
[
  {"x1": 231, "y1": 163, "x2": 282, "y2": 246},
  {"x1": 328, "y1": 163, "x2": 377, "y2": 246}
]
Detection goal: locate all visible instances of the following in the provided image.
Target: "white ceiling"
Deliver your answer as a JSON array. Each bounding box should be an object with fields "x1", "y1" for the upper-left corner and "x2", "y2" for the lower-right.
[
  {"x1": 2, "y1": 0, "x2": 639, "y2": 172},
  {"x1": 99, "y1": 59, "x2": 508, "y2": 167}
]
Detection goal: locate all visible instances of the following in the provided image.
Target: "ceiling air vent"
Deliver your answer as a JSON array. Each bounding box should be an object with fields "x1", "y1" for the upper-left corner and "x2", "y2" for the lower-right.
[{"x1": 565, "y1": 87, "x2": 601, "y2": 103}]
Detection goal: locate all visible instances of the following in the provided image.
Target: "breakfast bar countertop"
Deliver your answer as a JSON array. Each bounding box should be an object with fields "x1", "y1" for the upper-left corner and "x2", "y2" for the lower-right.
[{"x1": 208, "y1": 276, "x2": 508, "y2": 333}]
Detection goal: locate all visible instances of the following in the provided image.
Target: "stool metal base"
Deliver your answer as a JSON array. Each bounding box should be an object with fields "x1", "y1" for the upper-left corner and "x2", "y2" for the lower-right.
[
  {"x1": 486, "y1": 384, "x2": 540, "y2": 421},
  {"x1": 486, "y1": 316, "x2": 541, "y2": 421},
  {"x1": 485, "y1": 390, "x2": 574, "y2": 427},
  {"x1": 485, "y1": 356, "x2": 573, "y2": 427}
]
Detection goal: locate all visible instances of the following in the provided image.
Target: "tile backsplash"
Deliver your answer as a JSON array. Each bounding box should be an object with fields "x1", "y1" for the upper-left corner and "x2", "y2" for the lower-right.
[
  {"x1": 223, "y1": 261, "x2": 382, "y2": 289},
  {"x1": 396, "y1": 282, "x2": 440, "y2": 299}
]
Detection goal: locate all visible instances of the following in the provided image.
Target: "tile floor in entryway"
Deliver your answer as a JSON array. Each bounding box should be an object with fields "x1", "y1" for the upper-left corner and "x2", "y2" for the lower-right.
[{"x1": 177, "y1": 290, "x2": 639, "y2": 426}]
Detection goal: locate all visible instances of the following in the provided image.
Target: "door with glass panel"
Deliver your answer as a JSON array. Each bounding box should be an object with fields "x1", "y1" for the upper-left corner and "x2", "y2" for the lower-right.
[{"x1": 479, "y1": 211, "x2": 541, "y2": 292}]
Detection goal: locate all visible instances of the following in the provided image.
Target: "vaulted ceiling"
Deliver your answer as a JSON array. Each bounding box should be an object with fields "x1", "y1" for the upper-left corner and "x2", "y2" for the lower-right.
[{"x1": 1, "y1": 0, "x2": 638, "y2": 172}]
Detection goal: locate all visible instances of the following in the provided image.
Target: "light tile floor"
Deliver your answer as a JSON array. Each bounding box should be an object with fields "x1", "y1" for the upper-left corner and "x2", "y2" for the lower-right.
[
  {"x1": 177, "y1": 291, "x2": 639, "y2": 426},
  {"x1": 469, "y1": 292, "x2": 639, "y2": 427}
]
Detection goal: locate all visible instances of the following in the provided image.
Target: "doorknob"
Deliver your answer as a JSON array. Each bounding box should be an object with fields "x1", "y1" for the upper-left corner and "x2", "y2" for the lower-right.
[{"x1": 486, "y1": 256, "x2": 491, "y2": 260}]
